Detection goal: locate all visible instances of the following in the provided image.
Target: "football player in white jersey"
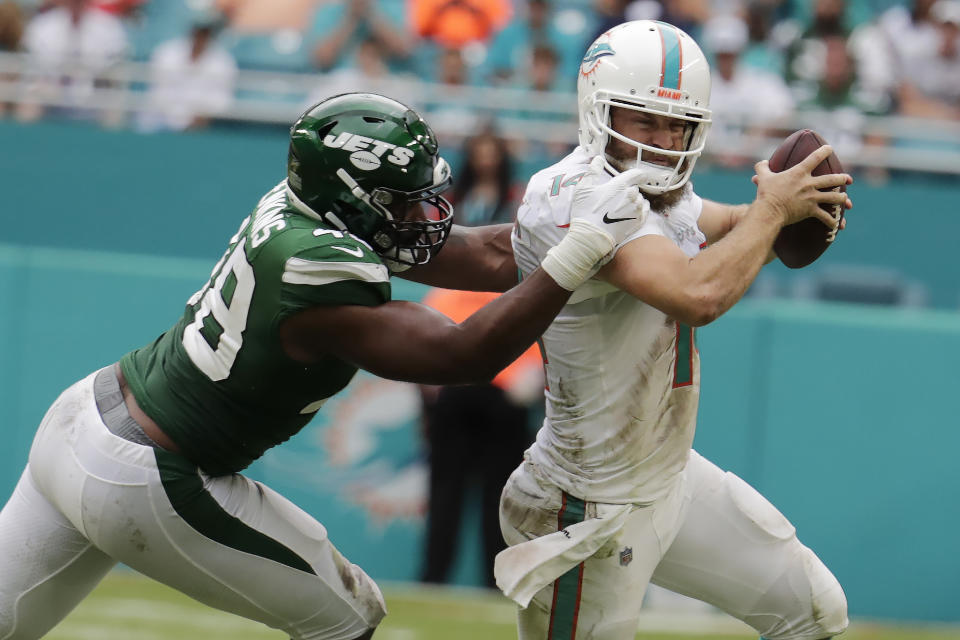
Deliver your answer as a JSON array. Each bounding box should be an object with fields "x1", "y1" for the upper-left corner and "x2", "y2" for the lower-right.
[{"x1": 495, "y1": 21, "x2": 853, "y2": 640}]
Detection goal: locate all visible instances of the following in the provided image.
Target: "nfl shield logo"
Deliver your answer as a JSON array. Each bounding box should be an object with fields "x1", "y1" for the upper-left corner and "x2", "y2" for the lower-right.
[{"x1": 619, "y1": 546, "x2": 633, "y2": 566}]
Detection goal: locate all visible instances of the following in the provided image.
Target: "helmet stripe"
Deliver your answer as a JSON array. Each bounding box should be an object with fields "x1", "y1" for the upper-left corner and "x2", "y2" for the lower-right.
[
  {"x1": 655, "y1": 21, "x2": 682, "y2": 89},
  {"x1": 676, "y1": 25, "x2": 683, "y2": 89}
]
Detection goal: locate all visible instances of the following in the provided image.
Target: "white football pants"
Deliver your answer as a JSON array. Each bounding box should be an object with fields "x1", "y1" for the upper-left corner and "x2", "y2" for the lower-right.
[
  {"x1": 499, "y1": 451, "x2": 848, "y2": 640},
  {"x1": 0, "y1": 369, "x2": 385, "y2": 640}
]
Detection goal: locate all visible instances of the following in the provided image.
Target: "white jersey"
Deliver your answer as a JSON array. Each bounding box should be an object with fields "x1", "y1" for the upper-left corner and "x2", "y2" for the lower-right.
[{"x1": 513, "y1": 147, "x2": 706, "y2": 504}]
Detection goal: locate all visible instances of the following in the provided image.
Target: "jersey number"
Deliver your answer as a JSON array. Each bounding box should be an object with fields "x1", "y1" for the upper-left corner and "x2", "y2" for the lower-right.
[
  {"x1": 182, "y1": 243, "x2": 256, "y2": 381},
  {"x1": 548, "y1": 172, "x2": 587, "y2": 196},
  {"x1": 673, "y1": 322, "x2": 695, "y2": 388}
]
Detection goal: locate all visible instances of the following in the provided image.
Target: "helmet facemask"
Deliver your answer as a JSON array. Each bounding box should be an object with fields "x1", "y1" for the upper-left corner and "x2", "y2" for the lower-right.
[
  {"x1": 333, "y1": 161, "x2": 454, "y2": 267},
  {"x1": 584, "y1": 93, "x2": 711, "y2": 194}
]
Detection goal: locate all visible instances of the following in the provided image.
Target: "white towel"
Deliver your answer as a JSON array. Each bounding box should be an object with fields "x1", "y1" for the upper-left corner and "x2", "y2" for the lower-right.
[{"x1": 494, "y1": 503, "x2": 634, "y2": 608}]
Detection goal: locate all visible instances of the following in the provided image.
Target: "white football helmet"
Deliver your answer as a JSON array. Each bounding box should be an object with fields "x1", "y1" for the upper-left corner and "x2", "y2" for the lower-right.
[{"x1": 577, "y1": 20, "x2": 712, "y2": 193}]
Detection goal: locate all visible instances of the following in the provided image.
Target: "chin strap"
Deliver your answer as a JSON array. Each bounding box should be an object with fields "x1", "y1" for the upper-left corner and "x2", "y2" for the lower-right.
[
  {"x1": 285, "y1": 179, "x2": 354, "y2": 235},
  {"x1": 381, "y1": 256, "x2": 412, "y2": 274},
  {"x1": 283, "y1": 181, "x2": 324, "y2": 221},
  {"x1": 336, "y1": 168, "x2": 394, "y2": 221}
]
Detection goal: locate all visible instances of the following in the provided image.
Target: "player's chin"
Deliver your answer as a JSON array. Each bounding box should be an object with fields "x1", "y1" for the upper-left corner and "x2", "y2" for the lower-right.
[{"x1": 643, "y1": 182, "x2": 689, "y2": 211}]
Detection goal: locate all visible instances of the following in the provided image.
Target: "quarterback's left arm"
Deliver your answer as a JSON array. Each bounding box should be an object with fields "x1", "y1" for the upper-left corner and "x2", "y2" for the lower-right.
[
  {"x1": 698, "y1": 199, "x2": 748, "y2": 245},
  {"x1": 699, "y1": 199, "x2": 776, "y2": 263},
  {"x1": 397, "y1": 223, "x2": 518, "y2": 292},
  {"x1": 700, "y1": 198, "x2": 847, "y2": 262}
]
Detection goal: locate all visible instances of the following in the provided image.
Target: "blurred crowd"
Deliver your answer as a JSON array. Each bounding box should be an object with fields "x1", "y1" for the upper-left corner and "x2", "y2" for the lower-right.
[{"x1": 0, "y1": 0, "x2": 959, "y2": 174}]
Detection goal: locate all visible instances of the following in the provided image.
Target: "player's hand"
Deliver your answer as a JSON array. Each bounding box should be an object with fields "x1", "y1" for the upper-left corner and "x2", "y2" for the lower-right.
[
  {"x1": 541, "y1": 157, "x2": 656, "y2": 291},
  {"x1": 570, "y1": 156, "x2": 651, "y2": 247},
  {"x1": 753, "y1": 145, "x2": 853, "y2": 228}
]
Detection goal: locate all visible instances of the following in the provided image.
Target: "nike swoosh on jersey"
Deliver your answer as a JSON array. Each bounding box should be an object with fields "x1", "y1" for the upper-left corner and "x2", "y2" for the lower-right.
[
  {"x1": 602, "y1": 212, "x2": 637, "y2": 224},
  {"x1": 331, "y1": 245, "x2": 365, "y2": 258}
]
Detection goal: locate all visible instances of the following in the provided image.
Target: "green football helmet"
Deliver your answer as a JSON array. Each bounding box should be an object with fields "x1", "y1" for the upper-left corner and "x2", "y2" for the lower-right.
[{"x1": 287, "y1": 93, "x2": 454, "y2": 267}]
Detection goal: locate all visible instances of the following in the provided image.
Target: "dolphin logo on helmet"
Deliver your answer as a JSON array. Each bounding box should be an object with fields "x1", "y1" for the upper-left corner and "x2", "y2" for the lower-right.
[{"x1": 580, "y1": 42, "x2": 615, "y2": 76}]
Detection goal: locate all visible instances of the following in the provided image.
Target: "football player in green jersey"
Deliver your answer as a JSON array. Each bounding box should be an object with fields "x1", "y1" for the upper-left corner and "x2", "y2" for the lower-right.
[{"x1": 0, "y1": 93, "x2": 657, "y2": 640}]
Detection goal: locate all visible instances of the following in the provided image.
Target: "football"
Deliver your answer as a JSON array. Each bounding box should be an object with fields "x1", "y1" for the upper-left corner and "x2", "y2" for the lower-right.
[{"x1": 768, "y1": 129, "x2": 846, "y2": 269}]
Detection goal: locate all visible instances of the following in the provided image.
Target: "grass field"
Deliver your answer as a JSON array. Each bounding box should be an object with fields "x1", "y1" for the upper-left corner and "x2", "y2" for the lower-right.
[{"x1": 46, "y1": 570, "x2": 960, "y2": 640}]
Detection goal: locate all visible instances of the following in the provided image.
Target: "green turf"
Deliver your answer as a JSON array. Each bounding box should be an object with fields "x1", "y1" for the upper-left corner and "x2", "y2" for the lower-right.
[{"x1": 44, "y1": 570, "x2": 960, "y2": 640}]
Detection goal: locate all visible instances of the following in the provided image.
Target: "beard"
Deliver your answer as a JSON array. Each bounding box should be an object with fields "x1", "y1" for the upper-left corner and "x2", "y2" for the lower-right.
[
  {"x1": 643, "y1": 182, "x2": 690, "y2": 211},
  {"x1": 606, "y1": 152, "x2": 691, "y2": 212}
]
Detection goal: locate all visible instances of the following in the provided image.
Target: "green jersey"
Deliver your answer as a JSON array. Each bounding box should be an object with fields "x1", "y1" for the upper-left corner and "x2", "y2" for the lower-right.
[{"x1": 120, "y1": 181, "x2": 391, "y2": 475}]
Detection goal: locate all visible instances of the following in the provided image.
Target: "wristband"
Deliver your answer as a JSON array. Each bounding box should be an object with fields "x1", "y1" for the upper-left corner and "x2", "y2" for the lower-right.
[{"x1": 540, "y1": 219, "x2": 614, "y2": 291}]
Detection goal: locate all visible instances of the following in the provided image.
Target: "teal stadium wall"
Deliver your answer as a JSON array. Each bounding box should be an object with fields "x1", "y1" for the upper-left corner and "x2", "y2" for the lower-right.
[{"x1": 1, "y1": 121, "x2": 958, "y2": 622}]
